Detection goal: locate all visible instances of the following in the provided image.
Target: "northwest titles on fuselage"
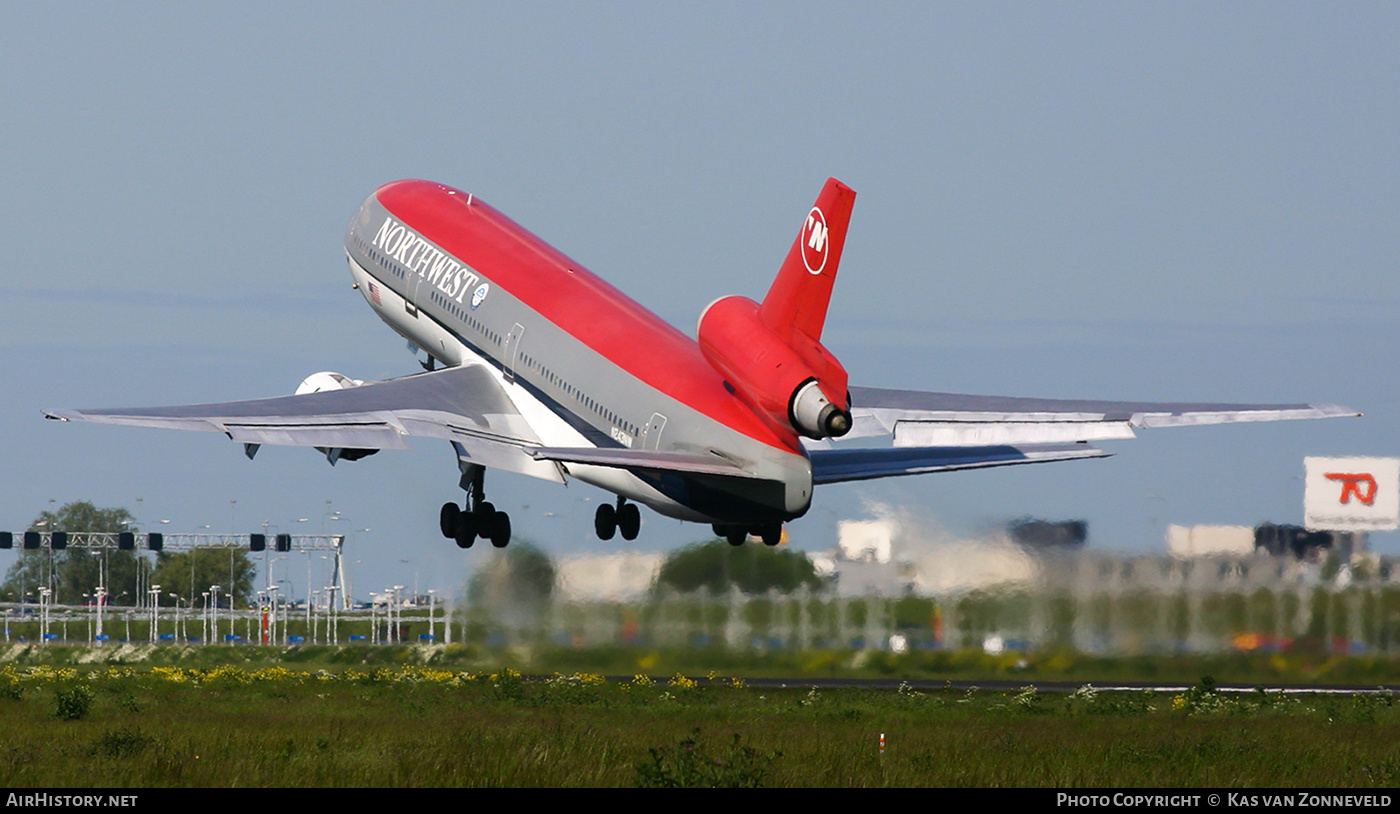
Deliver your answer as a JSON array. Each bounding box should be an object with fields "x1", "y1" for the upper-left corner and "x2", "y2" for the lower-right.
[{"x1": 370, "y1": 215, "x2": 486, "y2": 306}]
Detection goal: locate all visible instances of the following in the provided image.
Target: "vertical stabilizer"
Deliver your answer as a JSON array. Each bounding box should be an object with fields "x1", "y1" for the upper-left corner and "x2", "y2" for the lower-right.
[{"x1": 758, "y1": 178, "x2": 856, "y2": 342}]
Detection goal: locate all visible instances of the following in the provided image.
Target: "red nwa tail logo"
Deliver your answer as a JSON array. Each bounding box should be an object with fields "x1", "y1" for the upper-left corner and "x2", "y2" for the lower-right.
[
  {"x1": 1326, "y1": 472, "x2": 1377, "y2": 505},
  {"x1": 802, "y1": 207, "x2": 828, "y2": 275}
]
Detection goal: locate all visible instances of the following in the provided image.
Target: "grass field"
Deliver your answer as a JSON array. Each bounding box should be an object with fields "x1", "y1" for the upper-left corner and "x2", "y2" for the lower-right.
[
  {"x1": 5, "y1": 639, "x2": 1400, "y2": 687},
  {"x1": 2, "y1": 662, "x2": 1399, "y2": 787}
]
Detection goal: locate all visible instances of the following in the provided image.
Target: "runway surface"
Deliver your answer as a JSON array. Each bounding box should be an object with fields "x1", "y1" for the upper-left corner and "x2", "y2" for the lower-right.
[{"x1": 607, "y1": 676, "x2": 1400, "y2": 694}]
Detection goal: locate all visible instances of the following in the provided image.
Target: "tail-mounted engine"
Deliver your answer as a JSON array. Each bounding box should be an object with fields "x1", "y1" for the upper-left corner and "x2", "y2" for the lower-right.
[
  {"x1": 697, "y1": 295, "x2": 851, "y2": 440},
  {"x1": 697, "y1": 178, "x2": 858, "y2": 442}
]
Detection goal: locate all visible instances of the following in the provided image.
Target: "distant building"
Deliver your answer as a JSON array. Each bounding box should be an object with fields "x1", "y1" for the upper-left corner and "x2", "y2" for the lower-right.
[
  {"x1": 817, "y1": 517, "x2": 1037, "y2": 597},
  {"x1": 1166, "y1": 525, "x2": 1254, "y2": 558},
  {"x1": 1008, "y1": 517, "x2": 1087, "y2": 549},
  {"x1": 1254, "y1": 523, "x2": 1366, "y2": 562},
  {"x1": 554, "y1": 552, "x2": 662, "y2": 602},
  {"x1": 836, "y1": 519, "x2": 895, "y2": 563},
  {"x1": 1165, "y1": 523, "x2": 1367, "y2": 562},
  {"x1": 908, "y1": 540, "x2": 1037, "y2": 595}
]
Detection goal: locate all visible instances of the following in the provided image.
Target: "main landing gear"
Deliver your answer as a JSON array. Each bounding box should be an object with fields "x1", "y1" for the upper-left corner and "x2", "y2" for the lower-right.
[
  {"x1": 713, "y1": 522, "x2": 783, "y2": 547},
  {"x1": 594, "y1": 497, "x2": 641, "y2": 541},
  {"x1": 440, "y1": 464, "x2": 511, "y2": 548}
]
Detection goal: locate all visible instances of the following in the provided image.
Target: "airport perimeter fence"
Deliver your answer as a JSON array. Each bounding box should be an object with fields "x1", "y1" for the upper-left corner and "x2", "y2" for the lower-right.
[
  {"x1": 0, "y1": 601, "x2": 441, "y2": 648},
  {"x1": 453, "y1": 554, "x2": 1400, "y2": 658},
  {"x1": 461, "y1": 584, "x2": 1400, "y2": 659},
  {"x1": 7, "y1": 556, "x2": 1400, "y2": 658}
]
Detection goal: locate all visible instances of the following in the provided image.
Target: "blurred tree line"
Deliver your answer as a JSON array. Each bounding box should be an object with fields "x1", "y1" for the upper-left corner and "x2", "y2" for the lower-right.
[
  {"x1": 657, "y1": 540, "x2": 823, "y2": 595},
  {"x1": 0, "y1": 501, "x2": 255, "y2": 608},
  {"x1": 469, "y1": 537, "x2": 824, "y2": 608}
]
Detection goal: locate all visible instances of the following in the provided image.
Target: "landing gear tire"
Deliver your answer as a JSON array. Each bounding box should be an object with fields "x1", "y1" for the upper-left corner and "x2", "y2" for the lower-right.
[
  {"x1": 454, "y1": 511, "x2": 477, "y2": 549},
  {"x1": 440, "y1": 502, "x2": 460, "y2": 539},
  {"x1": 725, "y1": 528, "x2": 747, "y2": 546},
  {"x1": 471, "y1": 501, "x2": 510, "y2": 548},
  {"x1": 489, "y1": 511, "x2": 511, "y2": 548},
  {"x1": 760, "y1": 524, "x2": 782, "y2": 547},
  {"x1": 594, "y1": 503, "x2": 617, "y2": 540},
  {"x1": 446, "y1": 464, "x2": 509, "y2": 549},
  {"x1": 618, "y1": 502, "x2": 641, "y2": 541}
]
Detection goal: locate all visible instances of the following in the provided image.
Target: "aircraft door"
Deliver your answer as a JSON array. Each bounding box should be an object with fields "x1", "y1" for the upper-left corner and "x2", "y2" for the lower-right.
[
  {"x1": 503, "y1": 323, "x2": 525, "y2": 383},
  {"x1": 642, "y1": 412, "x2": 667, "y2": 451}
]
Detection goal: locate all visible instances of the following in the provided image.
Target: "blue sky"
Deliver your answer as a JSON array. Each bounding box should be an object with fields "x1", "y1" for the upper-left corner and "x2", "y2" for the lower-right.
[{"x1": 2, "y1": 3, "x2": 1396, "y2": 600}]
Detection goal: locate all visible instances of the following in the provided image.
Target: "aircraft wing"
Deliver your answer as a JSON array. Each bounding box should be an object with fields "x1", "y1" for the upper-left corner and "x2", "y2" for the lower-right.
[
  {"x1": 839, "y1": 385, "x2": 1361, "y2": 447},
  {"x1": 42, "y1": 363, "x2": 565, "y2": 482}
]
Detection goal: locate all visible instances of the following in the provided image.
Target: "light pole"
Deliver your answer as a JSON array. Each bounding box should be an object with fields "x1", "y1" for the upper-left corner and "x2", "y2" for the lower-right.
[
  {"x1": 262, "y1": 520, "x2": 275, "y2": 592},
  {"x1": 306, "y1": 554, "x2": 314, "y2": 636},
  {"x1": 38, "y1": 587, "x2": 51, "y2": 643},
  {"x1": 95, "y1": 586, "x2": 106, "y2": 645},
  {"x1": 167, "y1": 591, "x2": 182, "y2": 641},
  {"x1": 325, "y1": 584, "x2": 339, "y2": 644},
  {"x1": 346, "y1": 559, "x2": 363, "y2": 614},
  {"x1": 341, "y1": 532, "x2": 366, "y2": 611},
  {"x1": 209, "y1": 585, "x2": 221, "y2": 643},
  {"x1": 148, "y1": 584, "x2": 162, "y2": 643},
  {"x1": 382, "y1": 588, "x2": 392, "y2": 643},
  {"x1": 265, "y1": 585, "x2": 280, "y2": 646},
  {"x1": 392, "y1": 585, "x2": 405, "y2": 643},
  {"x1": 33, "y1": 520, "x2": 52, "y2": 600}
]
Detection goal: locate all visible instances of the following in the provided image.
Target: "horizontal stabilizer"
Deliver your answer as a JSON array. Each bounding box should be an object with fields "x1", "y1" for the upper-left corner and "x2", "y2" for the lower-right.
[{"x1": 809, "y1": 443, "x2": 1111, "y2": 485}]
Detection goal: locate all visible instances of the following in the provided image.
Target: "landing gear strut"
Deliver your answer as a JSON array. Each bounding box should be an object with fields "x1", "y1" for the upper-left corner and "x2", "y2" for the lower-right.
[
  {"x1": 439, "y1": 463, "x2": 511, "y2": 549},
  {"x1": 594, "y1": 497, "x2": 641, "y2": 541}
]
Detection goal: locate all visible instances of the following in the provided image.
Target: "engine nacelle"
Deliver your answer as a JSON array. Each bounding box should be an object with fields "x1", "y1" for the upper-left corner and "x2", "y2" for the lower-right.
[
  {"x1": 697, "y1": 296, "x2": 851, "y2": 440},
  {"x1": 294, "y1": 372, "x2": 377, "y2": 464},
  {"x1": 295, "y1": 371, "x2": 364, "y2": 395}
]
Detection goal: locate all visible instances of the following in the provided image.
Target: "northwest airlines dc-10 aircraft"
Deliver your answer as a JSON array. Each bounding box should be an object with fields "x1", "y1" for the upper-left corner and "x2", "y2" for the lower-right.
[{"x1": 46, "y1": 179, "x2": 1359, "y2": 549}]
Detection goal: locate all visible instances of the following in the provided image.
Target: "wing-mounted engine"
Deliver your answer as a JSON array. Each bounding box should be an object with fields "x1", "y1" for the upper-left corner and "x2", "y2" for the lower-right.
[
  {"x1": 697, "y1": 296, "x2": 851, "y2": 439},
  {"x1": 294, "y1": 371, "x2": 378, "y2": 464},
  {"x1": 295, "y1": 371, "x2": 364, "y2": 395}
]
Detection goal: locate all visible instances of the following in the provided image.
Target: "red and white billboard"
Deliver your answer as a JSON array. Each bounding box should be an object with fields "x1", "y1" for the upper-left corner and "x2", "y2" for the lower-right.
[{"x1": 1304, "y1": 457, "x2": 1400, "y2": 531}]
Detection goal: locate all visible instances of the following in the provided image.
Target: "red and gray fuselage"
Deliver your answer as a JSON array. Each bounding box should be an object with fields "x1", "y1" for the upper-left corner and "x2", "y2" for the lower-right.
[{"x1": 342, "y1": 180, "x2": 815, "y2": 525}]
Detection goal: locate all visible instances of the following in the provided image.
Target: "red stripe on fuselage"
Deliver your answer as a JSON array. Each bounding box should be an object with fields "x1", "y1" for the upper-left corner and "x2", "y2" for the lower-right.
[{"x1": 373, "y1": 180, "x2": 801, "y2": 454}]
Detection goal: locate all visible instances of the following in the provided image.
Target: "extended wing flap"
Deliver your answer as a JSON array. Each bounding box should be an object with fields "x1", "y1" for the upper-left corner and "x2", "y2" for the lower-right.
[
  {"x1": 810, "y1": 443, "x2": 1111, "y2": 485},
  {"x1": 221, "y1": 421, "x2": 410, "y2": 450},
  {"x1": 893, "y1": 420, "x2": 1137, "y2": 447}
]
